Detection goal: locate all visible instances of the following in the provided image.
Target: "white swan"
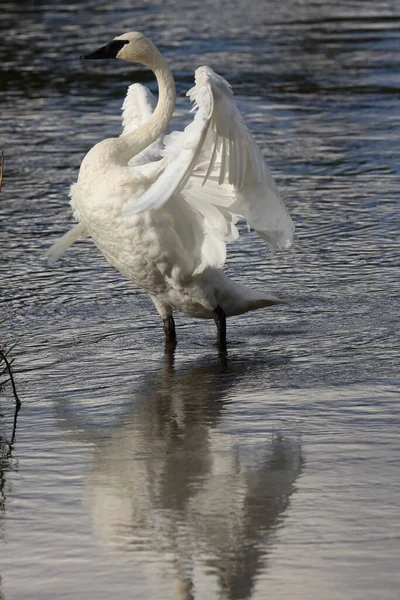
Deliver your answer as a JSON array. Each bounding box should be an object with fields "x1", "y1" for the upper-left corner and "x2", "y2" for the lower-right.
[{"x1": 47, "y1": 32, "x2": 294, "y2": 350}]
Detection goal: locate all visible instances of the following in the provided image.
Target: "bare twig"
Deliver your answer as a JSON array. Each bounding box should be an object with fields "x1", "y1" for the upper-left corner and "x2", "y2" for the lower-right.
[
  {"x1": 9, "y1": 395, "x2": 20, "y2": 446},
  {"x1": 0, "y1": 349, "x2": 21, "y2": 410},
  {"x1": 0, "y1": 150, "x2": 4, "y2": 192}
]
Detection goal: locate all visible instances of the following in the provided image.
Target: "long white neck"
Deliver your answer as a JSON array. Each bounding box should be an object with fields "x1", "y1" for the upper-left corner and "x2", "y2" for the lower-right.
[{"x1": 116, "y1": 52, "x2": 176, "y2": 163}]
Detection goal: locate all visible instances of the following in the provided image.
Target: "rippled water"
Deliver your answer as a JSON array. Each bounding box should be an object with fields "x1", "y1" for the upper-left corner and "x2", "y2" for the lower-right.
[{"x1": 1, "y1": 1, "x2": 399, "y2": 598}]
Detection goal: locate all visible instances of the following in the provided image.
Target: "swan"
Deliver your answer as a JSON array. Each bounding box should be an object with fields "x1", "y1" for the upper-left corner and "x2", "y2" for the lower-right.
[{"x1": 47, "y1": 32, "x2": 294, "y2": 350}]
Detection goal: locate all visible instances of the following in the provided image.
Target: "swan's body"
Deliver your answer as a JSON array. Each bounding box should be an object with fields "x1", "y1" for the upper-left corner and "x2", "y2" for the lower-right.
[{"x1": 48, "y1": 32, "x2": 294, "y2": 349}]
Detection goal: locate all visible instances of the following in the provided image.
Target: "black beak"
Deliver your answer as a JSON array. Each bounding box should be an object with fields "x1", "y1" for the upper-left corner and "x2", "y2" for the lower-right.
[{"x1": 81, "y1": 39, "x2": 129, "y2": 60}]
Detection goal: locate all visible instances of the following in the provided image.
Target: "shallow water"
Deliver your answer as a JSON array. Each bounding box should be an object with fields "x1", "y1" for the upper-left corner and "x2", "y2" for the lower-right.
[{"x1": 1, "y1": 1, "x2": 399, "y2": 598}]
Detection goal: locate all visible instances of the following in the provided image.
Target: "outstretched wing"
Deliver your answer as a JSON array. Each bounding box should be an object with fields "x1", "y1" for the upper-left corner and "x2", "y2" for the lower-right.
[
  {"x1": 123, "y1": 66, "x2": 294, "y2": 273},
  {"x1": 121, "y1": 83, "x2": 156, "y2": 134},
  {"x1": 121, "y1": 83, "x2": 164, "y2": 165}
]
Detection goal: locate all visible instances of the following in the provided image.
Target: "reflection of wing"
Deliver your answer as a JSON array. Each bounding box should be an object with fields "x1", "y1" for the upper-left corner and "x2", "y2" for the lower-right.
[
  {"x1": 121, "y1": 83, "x2": 164, "y2": 166},
  {"x1": 124, "y1": 66, "x2": 294, "y2": 274},
  {"x1": 188, "y1": 436, "x2": 302, "y2": 599}
]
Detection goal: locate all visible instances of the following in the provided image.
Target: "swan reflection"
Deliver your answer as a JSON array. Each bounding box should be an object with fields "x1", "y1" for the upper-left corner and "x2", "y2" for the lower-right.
[{"x1": 81, "y1": 355, "x2": 302, "y2": 599}]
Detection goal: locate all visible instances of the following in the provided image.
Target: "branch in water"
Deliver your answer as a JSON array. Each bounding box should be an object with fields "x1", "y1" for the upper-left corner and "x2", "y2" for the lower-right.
[{"x1": 0, "y1": 348, "x2": 21, "y2": 410}]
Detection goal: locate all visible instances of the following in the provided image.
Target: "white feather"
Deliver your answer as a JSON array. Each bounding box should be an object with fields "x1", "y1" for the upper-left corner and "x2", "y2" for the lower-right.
[
  {"x1": 45, "y1": 222, "x2": 88, "y2": 265},
  {"x1": 123, "y1": 66, "x2": 294, "y2": 262},
  {"x1": 121, "y1": 83, "x2": 164, "y2": 166}
]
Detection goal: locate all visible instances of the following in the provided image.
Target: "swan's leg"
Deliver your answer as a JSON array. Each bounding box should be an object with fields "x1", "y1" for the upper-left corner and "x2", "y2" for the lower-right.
[
  {"x1": 150, "y1": 295, "x2": 176, "y2": 348},
  {"x1": 212, "y1": 305, "x2": 227, "y2": 352},
  {"x1": 163, "y1": 315, "x2": 176, "y2": 346}
]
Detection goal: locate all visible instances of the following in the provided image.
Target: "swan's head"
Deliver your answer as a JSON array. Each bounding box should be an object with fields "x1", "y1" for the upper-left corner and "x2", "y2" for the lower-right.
[{"x1": 81, "y1": 32, "x2": 160, "y2": 66}]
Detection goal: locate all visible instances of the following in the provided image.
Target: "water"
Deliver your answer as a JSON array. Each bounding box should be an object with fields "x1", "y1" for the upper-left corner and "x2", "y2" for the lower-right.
[{"x1": 1, "y1": 1, "x2": 399, "y2": 598}]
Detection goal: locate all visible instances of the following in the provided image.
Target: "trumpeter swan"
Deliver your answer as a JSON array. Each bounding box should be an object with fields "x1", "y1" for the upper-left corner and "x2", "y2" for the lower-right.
[{"x1": 47, "y1": 32, "x2": 294, "y2": 351}]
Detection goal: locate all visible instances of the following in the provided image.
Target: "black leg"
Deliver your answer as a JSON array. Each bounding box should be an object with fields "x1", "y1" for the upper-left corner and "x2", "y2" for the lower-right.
[
  {"x1": 163, "y1": 315, "x2": 177, "y2": 350},
  {"x1": 212, "y1": 305, "x2": 227, "y2": 352}
]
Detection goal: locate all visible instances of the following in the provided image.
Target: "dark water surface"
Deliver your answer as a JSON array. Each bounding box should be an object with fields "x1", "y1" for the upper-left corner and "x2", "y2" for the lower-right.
[{"x1": 1, "y1": 1, "x2": 399, "y2": 598}]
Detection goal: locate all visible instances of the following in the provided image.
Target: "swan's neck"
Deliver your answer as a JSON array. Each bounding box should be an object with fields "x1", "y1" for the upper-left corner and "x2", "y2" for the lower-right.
[{"x1": 117, "y1": 53, "x2": 176, "y2": 163}]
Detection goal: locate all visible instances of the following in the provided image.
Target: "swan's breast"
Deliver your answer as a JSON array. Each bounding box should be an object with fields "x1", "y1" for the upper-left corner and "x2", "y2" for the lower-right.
[{"x1": 70, "y1": 170, "x2": 195, "y2": 292}]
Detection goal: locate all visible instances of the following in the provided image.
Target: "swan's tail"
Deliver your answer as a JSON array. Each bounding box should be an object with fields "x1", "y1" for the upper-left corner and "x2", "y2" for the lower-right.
[{"x1": 213, "y1": 270, "x2": 284, "y2": 317}]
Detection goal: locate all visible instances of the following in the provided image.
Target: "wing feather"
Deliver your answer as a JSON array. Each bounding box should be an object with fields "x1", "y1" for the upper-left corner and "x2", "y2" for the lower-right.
[
  {"x1": 45, "y1": 222, "x2": 88, "y2": 266},
  {"x1": 123, "y1": 66, "x2": 294, "y2": 273},
  {"x1": 121, "y1": 84, "x2": 157, "y2": 135},
  {"x1": 121, "y1": 83, "x2": 164, "y2": 166}
]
